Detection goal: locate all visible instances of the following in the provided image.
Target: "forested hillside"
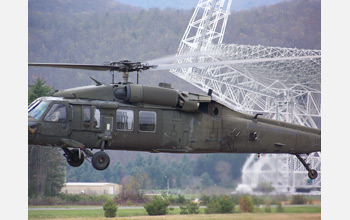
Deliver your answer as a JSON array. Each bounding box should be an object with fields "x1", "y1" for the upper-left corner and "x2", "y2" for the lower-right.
[
  {"x1": 114, "y1": 0, "x2": 287, "y2": 10},
  {"x1": 224, "y1": 0, "x2": 321, "y2": 49},
  {"x1": 29, "y1": 0, "x2": 320, "y2": 90},
  {"x1": 28, "y1": 0, "x2": 320, "y2": 193}
]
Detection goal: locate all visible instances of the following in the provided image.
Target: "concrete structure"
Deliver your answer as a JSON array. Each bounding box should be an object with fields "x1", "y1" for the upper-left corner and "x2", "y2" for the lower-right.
[{"x1": 61, "y1": 182, "x2": 121, "y2": 195}]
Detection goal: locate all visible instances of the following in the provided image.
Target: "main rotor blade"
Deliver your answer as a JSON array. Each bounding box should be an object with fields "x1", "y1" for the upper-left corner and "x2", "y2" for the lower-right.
[
  {"x1": 153, "y1": 55, "x2": 321, "y2": 71},
  {"x1": 28, "y1": 63, "x2": 119, "y2": 71},
  {"x1": 146, "y1": 51, "x2": 221, "y2": 65}
]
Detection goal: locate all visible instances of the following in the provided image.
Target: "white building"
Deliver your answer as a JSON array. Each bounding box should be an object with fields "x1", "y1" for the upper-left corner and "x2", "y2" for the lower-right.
[{"x1": 61, "y1": 182, "x2": 121, "y2": 195}]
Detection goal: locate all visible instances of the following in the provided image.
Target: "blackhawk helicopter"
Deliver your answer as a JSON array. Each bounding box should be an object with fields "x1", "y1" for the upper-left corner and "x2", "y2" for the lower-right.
[{"x1": 28, "y1": 56, "x2": 321, "y2": 179}]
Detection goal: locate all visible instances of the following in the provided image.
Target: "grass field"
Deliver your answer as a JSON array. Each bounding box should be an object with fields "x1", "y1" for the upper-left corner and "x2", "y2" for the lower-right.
[
  {"x1": 29, "y1": 213, "x2": 321, "y2": 220},
  {"x1": 28, "y1": 206, "x2": 321, "y2": 219}
]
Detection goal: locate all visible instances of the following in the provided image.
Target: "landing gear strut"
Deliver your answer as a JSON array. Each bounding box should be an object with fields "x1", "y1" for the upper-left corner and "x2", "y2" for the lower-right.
[
  {"x1": 295, "y1": 154, "x2": 318, "y2": 179},
  {"x1": 63, "y1": 148, "x2": 84, "y2": 167},
  {"x1": 63, "y1": 147, "x2": 110, "y2": 170},
  {"x1": 61, "y1": 139, "x2": 111, "y2": 170}
]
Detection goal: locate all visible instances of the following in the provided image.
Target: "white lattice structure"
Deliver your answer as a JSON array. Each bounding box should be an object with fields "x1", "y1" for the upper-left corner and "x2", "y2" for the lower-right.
[
  {"x1": 242, "y1": 153, "x2": 321, "y2": 193},
  {"x1": 170, "y1": 0, "x2": 321, "y2": 193},
  {"x1": 176, "y1": 0, "x2": 231, "y2": 52}
]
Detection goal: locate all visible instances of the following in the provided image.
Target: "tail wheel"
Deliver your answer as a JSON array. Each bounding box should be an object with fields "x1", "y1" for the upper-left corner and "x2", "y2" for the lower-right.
[
  {"x1": 66, "y1": 149, "x2": 84, "y2": 167},
  {"x1": 295, "y1": 154, "x2": 318, "y2": 180},
  {"x1": 308, "y1": 169, "x2": 318, "y2": 179},
  {"x1": 92, "y1": 151, "x2": 110, "y2": 170}
]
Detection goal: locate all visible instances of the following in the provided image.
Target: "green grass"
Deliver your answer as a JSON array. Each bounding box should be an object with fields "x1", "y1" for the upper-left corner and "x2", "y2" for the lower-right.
[
  {"x1": 169, "y1": 207, "x2": 206, "y2": 215},
  {"x1": 29, "y1": 205, "x2": 100, "y2": 209},
  {"x1": 29, "y1": 208, "x2": 148, "y2": 219},
  {"x1": 28, "y1": 208, "x2": 205, "y2": 219},
  {"x1": 29, "y1": 209, "x2": 103, "y2": 219},
  {"x1": 28, "y1": 206, "x2": 320, "y2": 219},
  {"x1": 277, "y1": 206, "x2": 321, "y2": 213}
]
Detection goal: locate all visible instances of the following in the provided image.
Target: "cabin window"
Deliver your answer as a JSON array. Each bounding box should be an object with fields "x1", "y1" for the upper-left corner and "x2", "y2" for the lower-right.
[
  {"x1": 82, "y1": 106, "x2": 100, "y2": 129},
  {"x1": 116, "y1": 109, "x2": 134, "y2": 131},
  {"x1": 139, "y1": 111, "x2": 156, "y2": 132},
  {"x1": 83, "y1": 106, "x2": 91, "y2": 127},
  {"x1": 44, "y1": 103, "x2": 67, "y2": 122},
  {"x1": 93, "y1": 108, "x2": 101, "y2": 129}
]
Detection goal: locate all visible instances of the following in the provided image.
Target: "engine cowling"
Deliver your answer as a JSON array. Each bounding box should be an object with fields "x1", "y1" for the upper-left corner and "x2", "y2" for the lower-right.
[{"x1": 114, "y1": 84, "x2": 211, "y2": 112}]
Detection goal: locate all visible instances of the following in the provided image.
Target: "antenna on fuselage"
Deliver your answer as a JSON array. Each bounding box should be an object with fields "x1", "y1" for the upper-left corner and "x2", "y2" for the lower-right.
[{"x1": 111, "y1": 70, "x2": 115, "y2": 84}]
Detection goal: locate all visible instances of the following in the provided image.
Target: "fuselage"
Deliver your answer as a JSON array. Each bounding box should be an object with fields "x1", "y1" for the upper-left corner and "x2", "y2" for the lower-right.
[{"x1": 28, "y1": 94, "x2": 321, "y2": 155}]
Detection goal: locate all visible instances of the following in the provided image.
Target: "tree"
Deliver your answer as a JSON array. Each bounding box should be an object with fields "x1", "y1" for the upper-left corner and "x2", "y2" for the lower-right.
[
  {"x1": 239, "y1": 195, "x2": 254, "y2": 213},
  {"x1": 179, "y1": 201, "x2": 200, "y2": 215},
  {"x1": 145, "y1": 155, "x2": 166, "y2": 189},
  {"x1": 276, "y1": 202, "x2": 285, "y2": 213},
  {"x1": 28, "y1": 78, "x2": 52, "y2": 103},
  {"x1": 186, "y1": 201, "x2": 200, "y2": 214},
  {"x1": 204, "y1": 196, "x2": 234, "y2": 214},
  {"x1": 176, "y1": 194, "x2": 186, "y2": 204},
  {"x1": 120, "y1": 176, "x2": 140, "y2": 201},
  {"x1": 135, "y1": 153, "x2": 145, "y2": 167},
  {"x1": 217, "y1": 196, "x2": 234, "y2": 213},
  {"x1": 215, "y1": 161, "x2": 232, "y2": 187},
  {"x1": 204, "y1": 200, "x2": 220, "y2": 214},
  {"x1": 264, "y1": 204, "x2": 272, "y2": 213},
  {"x1": 28, "y1": 78, "x2": 65, "y2": 198},
  {"x1": 135, "y1": 172, "x2": 152, "y2": 192},
  {"x1": 103, "y1": 199, "x2": 118, "y2": 218},
  {"x1": 106, "y1": 162, "x2": 123, "y2": 183},
  {"x1": 28, "y1": 146, "x2": 66, "y2": 198},
  {"x1": 144, "y1": 192, "x2": 170, "y2": 215},
  {"x1": 194, "y1": 154, "x2": 249, "y2": 187},
  {"x1": 255, "y1": 181, "x2": 275, "y2": 194},
  {"x1": 291, "y1": 195, "x2": 307, "y2": 205},
  {"x1": 200, "y1": 172, "x2": 214, "y2": 188}
]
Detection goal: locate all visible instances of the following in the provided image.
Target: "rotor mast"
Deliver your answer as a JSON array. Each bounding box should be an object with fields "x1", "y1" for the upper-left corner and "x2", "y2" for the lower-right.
[{"x1": 122, "y1": 70, "x2": 129, "y2": 84}]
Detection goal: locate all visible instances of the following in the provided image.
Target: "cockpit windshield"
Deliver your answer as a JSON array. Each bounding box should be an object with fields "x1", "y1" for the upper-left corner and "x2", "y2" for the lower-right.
[
  {"x1": 28, "y1": 100, "x2": 49, "y2": 120},
  {"x1": 28, "y1": 99, "x2": 40, "y2": 112}
]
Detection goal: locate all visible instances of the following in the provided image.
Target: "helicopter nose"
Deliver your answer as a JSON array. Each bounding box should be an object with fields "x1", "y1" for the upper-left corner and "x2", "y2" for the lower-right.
[
  {"x1": 28, "y1": 118, "x2": 39, "y2": 142},
  {"x1": 28, "y1": 119, "x2": 38, "y2": 128}
]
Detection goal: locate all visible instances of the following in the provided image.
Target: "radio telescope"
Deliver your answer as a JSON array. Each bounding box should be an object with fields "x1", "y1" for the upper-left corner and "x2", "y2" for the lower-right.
[{"x1": 170, "y1": 0, "x2": 321, "y2": 193}]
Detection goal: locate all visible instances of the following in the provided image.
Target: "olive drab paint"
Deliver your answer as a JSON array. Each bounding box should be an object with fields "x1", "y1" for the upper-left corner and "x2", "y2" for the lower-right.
[{"x1": 28, "y1": 82, "x2": 320, "y2": 178}]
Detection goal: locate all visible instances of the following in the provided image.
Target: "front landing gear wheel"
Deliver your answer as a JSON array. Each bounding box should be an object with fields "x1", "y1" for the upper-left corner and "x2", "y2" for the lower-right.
[
  {"x1": 66, "y1": 149, "x2": 84, "y2": 167},
  {"x1": 92, "y1": 151, "x2": 110, "y2": 170},
  {"x1": 308, "y1": 169, "x2": 318, "y2": 179}
]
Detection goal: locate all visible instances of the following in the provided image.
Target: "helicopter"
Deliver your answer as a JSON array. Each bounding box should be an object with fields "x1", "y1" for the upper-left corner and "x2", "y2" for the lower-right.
[{"x1": 28, "y1": 56, "x2": 321, "y2": 179}]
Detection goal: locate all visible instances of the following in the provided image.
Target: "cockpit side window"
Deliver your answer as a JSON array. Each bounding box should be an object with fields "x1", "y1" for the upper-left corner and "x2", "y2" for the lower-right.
[{"x1": 44, "y1": 103, "x2": 67, "y2": 122}]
